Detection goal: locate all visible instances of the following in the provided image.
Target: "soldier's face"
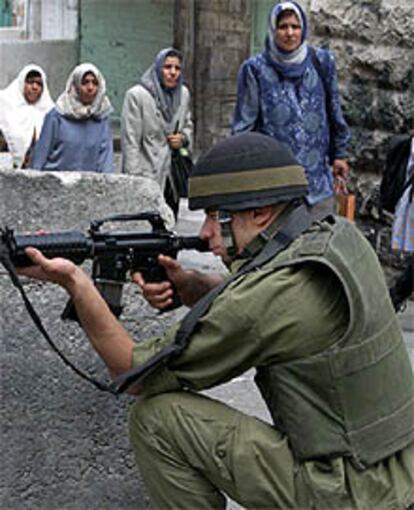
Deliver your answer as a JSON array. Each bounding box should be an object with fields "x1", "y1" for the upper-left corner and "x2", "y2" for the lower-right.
[
  {"x1": 200, "y1": 210, "x2": 227, "y2": 259},
  {"x1": 229, "y1": 210, "x2": 258, "y2": 252},
  {"x1": 200, "y1": 209, "x2": 257, "y2": 265},
  {"x1": 161, "y1": 56, "x2": 181, "y2": 89},
  {"x1": 274, "y1": 12, "x2": 302, "y2": 52}
]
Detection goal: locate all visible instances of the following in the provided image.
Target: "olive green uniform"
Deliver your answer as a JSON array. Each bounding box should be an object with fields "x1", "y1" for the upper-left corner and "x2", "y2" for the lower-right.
[{"x1": 129, "y1": 219, "x2": 414, "y2": 509}]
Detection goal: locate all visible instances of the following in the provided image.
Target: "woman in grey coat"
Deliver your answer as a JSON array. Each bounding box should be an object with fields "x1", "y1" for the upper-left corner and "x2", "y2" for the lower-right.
[{"x1": 121, "y1": 48, "x2": 193, "y2": 218}]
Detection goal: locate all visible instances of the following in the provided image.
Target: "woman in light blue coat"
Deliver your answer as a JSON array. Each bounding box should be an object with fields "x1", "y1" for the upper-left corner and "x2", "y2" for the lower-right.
[{"x1": 31, "y1": 63, "x2": 113, "y2": 173}]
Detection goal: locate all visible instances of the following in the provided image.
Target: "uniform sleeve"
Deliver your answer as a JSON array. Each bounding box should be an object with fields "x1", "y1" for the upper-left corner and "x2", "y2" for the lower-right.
[
  {"x1": 134, "y1": 265, "x2": 349, "y2": 397},
  {"x1": 120, "y1": 88, "x2": 147, "y2": 175},
  {"x1": 99, "y1": 118, "x2": 113, "y2": 173},
  {"x1": 30, "y1": 109, "x2": 58, "y2": 170},
  {"x1": 232, "y1": 61, "x2": 260, "y2": 134},
  {"x1": 324, "y1": 52, "x2": 351, "y2": 162}
]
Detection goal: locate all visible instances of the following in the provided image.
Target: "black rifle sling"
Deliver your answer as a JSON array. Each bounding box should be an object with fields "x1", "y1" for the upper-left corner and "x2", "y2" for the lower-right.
[
  {"x1": 0, "y1": 246, "x2": 117, "y2": 394},
  {"x1": 112, "y1": 205, "x2": 312, "y2": 394}
]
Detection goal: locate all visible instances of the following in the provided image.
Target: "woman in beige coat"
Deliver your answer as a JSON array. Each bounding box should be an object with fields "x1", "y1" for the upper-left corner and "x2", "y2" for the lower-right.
[{"x1": 121, "y1": 48, "x2": 193, "y2": 218}]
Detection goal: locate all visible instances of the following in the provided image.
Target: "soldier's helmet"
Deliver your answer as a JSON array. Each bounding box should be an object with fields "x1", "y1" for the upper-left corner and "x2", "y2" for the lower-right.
[{"x1": 188, "y1": 132, "x2": 308, "y2": 211}]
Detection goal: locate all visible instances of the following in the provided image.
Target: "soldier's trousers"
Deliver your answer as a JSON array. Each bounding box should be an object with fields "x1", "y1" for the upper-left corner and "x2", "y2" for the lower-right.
[
  {"x1": 128, "y1": 391, "x2": 414, "y2": 510},
  {"x1": 128, "y1": 391, "x2": 295, "y2": 509}
]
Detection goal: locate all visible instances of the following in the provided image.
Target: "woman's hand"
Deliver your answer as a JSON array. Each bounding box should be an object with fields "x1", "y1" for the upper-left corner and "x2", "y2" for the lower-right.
[{"x1": 333, "y1": 159, "x2": 349, "y2": 181}]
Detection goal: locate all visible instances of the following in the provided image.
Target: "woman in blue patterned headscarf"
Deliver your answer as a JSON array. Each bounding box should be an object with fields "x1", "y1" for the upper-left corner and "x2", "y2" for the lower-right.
[{"x1": 233, "y1": 1, "x2": 350, "y2": 219}]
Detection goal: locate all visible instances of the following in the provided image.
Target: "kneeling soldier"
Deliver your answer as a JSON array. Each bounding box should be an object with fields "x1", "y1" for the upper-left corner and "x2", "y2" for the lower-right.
[{"x1": 20, "y1": 133, "x2": 414, "y2": 509}]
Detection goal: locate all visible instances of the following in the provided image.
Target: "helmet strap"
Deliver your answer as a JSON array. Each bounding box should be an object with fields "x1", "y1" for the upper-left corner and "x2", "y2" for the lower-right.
[{"x1": 218, "y1": 210, "x2": 238, "y2": 263}]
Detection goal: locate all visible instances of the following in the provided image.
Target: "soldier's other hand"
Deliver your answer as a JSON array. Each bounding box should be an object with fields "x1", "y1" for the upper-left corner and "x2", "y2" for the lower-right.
[{"x1": 132, "y1": 272, "x2": 174, "y2": 310}]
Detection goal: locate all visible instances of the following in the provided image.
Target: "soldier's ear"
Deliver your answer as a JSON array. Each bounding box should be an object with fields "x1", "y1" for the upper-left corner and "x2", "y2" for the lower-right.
[{"x1": 252, "y1": 206, "x2": 274, "y2": 227}]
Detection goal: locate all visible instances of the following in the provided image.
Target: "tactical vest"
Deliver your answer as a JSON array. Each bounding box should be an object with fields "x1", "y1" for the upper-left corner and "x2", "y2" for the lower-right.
[{"x1": 255, "y1": 217, "x2": 414, "y2": 469}]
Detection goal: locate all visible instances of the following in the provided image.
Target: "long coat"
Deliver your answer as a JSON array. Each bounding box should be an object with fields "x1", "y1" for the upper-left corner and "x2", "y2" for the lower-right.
[{"x1": 120, "y1": 84, "x2": 193, "y2": 191}]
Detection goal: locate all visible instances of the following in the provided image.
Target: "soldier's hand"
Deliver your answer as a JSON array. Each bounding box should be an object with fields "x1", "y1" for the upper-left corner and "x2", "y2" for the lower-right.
[
  {"x1": 17, "y1": 247, "x2": 81, "y2": 291},
  {"x1": 132, "y1": 255, "x2": 224, "y2": 309},
  {"x1": 131, "y1": 255, "x2": 187, "y2": 310}
]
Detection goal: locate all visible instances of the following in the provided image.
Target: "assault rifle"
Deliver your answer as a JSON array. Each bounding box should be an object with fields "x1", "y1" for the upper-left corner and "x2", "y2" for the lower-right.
[
  {"x1": 0, "y1": 212, "x2": 209, "y2": 393},
  {"x1": 1, "y1": 211, "x2": 209, "y2": 319}
]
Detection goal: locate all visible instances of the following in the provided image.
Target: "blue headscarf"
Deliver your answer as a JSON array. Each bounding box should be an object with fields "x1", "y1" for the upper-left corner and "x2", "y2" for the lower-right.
[
  {"x1": 140, "y1": 47, "x2": 184, "y2": 127},
  {"x1": 265, "y1": 1, "x2": 310, "y2": 79}
]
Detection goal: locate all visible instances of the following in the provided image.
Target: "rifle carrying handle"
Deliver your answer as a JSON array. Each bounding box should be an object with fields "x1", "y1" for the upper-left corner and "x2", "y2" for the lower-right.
[{"x1": 90, "y1": 212, "x2": 167, "y2": 234}]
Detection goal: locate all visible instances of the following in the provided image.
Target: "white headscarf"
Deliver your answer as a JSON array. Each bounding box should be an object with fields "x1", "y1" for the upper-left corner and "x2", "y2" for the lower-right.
[
  {"x1": 56, "y1": 63, "x2": 112, "y2": 120},
  {"x1": 0, "y1": 64, "x2": 54, "y2": 168},
  {"x1": 266, "y1": 1, "x2": 309, "y2": 72}
]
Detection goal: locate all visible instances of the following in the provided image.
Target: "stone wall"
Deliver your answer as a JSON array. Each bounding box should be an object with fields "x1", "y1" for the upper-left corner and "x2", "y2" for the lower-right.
[
  {"x1": 176, "y1": 0, "x2": 252, "y2": 154},
  {"x1": 309, "y1": 0, "x2": 413, "y2": 178},
  {"x1": 194, "y1": 0, "x2": 252, "y2": 150},
  {"x1": 0, "y1": 169, "x2": 177, "y2": 509},
  {"x1": 309, "y1": 0, "x2": 413, "y2": 262}
]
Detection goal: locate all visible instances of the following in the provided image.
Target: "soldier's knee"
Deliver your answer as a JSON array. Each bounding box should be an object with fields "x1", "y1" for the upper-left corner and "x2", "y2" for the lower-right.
[
  {"x1": 128, "y1": 392, "x2": 184, "y2": 446},
  {"x1": 130, "y1": 393, "x2": 166, "y2": 427}
]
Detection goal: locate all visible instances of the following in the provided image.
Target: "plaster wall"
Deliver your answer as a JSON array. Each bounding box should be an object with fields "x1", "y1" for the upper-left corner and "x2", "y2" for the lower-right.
[
  {"x1": 0, "y1": 39, "x2": 77, "y2": 100},
  {"x1": 79, "y1": 0, "x2": 174, "y2": 120}
]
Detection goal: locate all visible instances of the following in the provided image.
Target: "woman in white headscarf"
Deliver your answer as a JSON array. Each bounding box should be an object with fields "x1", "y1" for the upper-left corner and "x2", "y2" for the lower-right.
[
  {"x1": 31, "y1": 62, "x2": 113, "y2": 173},
  {"x1": 0, "y1": 64, "x2": 54, "y2": 168},
  {"x1": 121, "y1": 47, "x2": 193, "y2": 218}
]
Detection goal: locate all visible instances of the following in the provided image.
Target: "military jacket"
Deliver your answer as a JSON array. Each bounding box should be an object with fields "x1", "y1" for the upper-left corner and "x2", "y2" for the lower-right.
[{"x1": 132, "y1": 216, "x2": 414, "y2": 507}]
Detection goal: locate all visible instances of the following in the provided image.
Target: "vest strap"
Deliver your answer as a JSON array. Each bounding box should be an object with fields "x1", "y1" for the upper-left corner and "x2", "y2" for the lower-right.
[{"x1": 112, "y1": 204, "x2": 313, "y2": 393}]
